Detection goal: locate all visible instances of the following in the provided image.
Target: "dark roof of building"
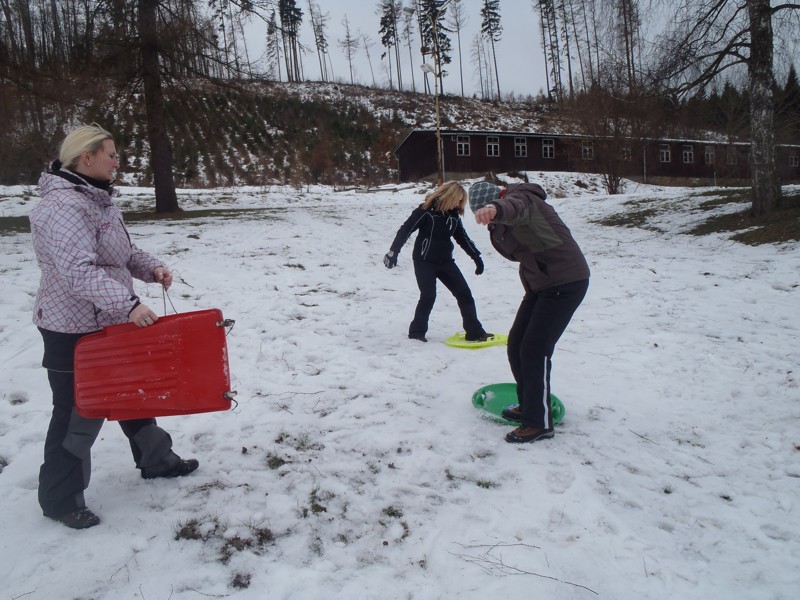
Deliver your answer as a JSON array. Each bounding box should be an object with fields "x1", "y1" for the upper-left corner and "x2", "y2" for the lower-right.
[{"x1": 395, "y1": 128, "x2": 800, "y2": 154}]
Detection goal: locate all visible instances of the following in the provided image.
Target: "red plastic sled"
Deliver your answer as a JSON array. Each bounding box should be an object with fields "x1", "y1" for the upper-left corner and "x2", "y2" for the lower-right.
[{"x1": 74, "y1": 309, "x2": 234, "y2": 420}]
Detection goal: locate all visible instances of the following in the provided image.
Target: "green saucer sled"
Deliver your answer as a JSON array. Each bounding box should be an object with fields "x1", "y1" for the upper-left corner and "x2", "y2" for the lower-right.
[
  {"x1": 472, "y1": 383, "x2": 565, "y2": 426},
  {"x1": 445, "y1": 332, "x2": 508, "y2": 349}
]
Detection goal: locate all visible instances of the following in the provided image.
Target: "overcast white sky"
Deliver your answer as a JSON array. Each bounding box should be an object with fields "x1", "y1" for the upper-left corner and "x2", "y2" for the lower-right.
[{"x1": 242, "y1": 0, "x2": 549, "y2": 99}]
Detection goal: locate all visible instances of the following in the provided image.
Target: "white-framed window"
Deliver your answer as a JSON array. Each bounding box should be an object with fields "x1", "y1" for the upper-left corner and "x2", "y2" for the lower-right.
[
  {"x1": 659, "y1": 144, "x2": 671, "y2": 163},
  {"x1": 622, "y1": 143, "x2": 632, "y2": 161},
  {"x1": 456, "y1": 135, "x2": 470, "y2": 156},
  {"x1": 542, "y1": 138, "x2": 555, "y2": 159},
  {"x1": 487, "y1": 136, "x2": 500, "y2": 157},
  {"x1": 514, "y1": 137, "x2": 527, "y2": 158},
  {"x1": 790, "y1": 156, "x2": 799, "y2": 167},
  {"x1": 581, "y1": 141, "x2": 594, "y2": 160},
  {"x1": 704, "y1": 146, "x2": 715, "y2": 164},
  {"x1": 682, "y1": 145, "x2": 694, "y2": 163}
]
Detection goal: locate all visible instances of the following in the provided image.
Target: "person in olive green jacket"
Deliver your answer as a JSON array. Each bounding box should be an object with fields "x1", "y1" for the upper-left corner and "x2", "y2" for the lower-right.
[{"x1": 469, "y1": 180, "x2": 590, "y2": 444}]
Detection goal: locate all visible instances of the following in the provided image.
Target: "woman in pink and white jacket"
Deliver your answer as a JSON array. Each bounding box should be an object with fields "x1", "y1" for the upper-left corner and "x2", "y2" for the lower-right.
[{"x1": 30, "y1": 124, "x2": 198, "y2": 530}]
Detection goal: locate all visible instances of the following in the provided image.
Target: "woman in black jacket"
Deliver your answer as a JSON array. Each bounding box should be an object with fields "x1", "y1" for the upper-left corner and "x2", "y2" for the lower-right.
[{"x1": 384, "y1": 181, "x2": 490, "y2": 343}]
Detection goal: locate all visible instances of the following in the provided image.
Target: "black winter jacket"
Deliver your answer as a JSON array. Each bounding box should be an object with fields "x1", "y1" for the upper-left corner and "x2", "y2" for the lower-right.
[{"x1": 390, "y1": 204, "x2": 481, "y2": 264}]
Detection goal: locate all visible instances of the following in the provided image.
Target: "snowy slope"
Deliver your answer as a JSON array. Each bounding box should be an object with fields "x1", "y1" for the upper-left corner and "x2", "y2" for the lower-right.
[{"x1": 0, "y1": 174, "x2": 797, "y2": 600}]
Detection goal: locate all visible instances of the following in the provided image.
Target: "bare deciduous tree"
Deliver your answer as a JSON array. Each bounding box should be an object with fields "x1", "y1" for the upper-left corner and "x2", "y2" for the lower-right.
[
  {"x1": 0, "y1": 0, "x2": 265, "y2": 208},
  {"x1": 400, "y1": 10, "x2": 417, "y2": 92},
  {"x1": 139, "y1": 0, "x2": 179, "y2": 212},
  {"x1": 447, "y1": 0, "x2": 468, "y2": 97},
  {"x1": 566, "y1": 84, "x2": 668, "y2": 194},
  {"x1": 338, "y1": 15, "x2": 358, "y2": 85},
  {"x1": 652, "y1": 0, "x2": 800, "y2": 215},
  {"x1": 308, "y1": 1, "x2": 331, "y2": 82}
]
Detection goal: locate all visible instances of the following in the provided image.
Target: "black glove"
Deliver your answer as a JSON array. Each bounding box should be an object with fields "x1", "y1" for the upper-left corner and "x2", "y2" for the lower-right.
[
  {"x1": 474, "y1": 256, "x2": 484, "y2": 275},
  {"x1": 384, "y1": 251, "x2": 398, "y2": 269}
]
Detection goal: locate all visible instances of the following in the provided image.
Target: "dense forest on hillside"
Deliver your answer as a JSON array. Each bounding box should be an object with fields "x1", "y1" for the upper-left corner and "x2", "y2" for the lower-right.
[{"x1": 2, "y1": 82, "x2": 409, "y2": 188}]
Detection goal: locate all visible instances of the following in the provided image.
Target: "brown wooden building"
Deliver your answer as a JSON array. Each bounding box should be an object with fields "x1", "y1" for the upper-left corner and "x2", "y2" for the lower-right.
[{"x1": 394, "y1": 129, "x2": 800, "y2": 185}]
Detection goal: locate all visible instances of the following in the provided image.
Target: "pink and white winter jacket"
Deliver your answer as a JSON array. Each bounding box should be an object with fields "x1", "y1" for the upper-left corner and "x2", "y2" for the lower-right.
[{"x1": 31, "y1": 171, "x2": 163, "y2": 333}]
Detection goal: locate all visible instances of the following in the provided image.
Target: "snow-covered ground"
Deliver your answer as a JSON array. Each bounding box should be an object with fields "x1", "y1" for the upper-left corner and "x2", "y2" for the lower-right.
[{"x1": 0, "y1": 173, "x2": 798, "y2": 600}]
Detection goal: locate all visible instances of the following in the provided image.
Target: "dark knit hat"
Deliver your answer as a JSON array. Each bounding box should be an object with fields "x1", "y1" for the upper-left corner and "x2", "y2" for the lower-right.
[{"x1": 468, "y1": 181, "x2": 502, "y2": 213}]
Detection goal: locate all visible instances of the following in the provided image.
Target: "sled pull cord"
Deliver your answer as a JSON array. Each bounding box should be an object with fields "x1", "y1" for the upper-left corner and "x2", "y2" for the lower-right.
[
  {"x1": 162, "y1": 287, "x2": 178, "y2": 315},
  {"x1": 217, "y1": 318, "x2": 236, "y2": 337}
]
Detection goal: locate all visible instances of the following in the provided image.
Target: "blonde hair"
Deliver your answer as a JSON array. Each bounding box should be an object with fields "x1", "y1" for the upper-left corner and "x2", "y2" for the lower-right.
[
  {"x1": 59, "y1": 124, "x2": 114, "y2": 168},
  {"x1": 422, "y1": 181, "x2": 468, "y2": 214}
]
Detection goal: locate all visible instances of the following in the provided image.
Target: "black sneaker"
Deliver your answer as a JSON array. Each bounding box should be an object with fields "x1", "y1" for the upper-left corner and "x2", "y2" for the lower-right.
[
  {"x1": 501, "y1": 404, "x2": 523, "y2": 422},
  {"x1": 408, "y1": 333, "x2": 428, "y2": 342},
  {"x1": 505, "y1": 426, "x2": 554, "y2": 444},
  {"x1": 50, "y1": 507, "x2": 101, "y2": 530},
  {"x1": 141, "y1": 458, "x2": 199, "y2": 480},
  {"x1": 465, "y1": 332, "x2": 494, "y2": 342}
]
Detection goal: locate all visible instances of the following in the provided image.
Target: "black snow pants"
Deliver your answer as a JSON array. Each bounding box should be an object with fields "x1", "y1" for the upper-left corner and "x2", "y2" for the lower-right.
[
  {"x1": 38, "y1": 329, "x2": 181, "y2": 518},
  {"x1": 507, "y1": 279, "x2": 589, "y2": 429},
  {"x1": 409, "y1": 259, "x2": 485, "y2": 339}
]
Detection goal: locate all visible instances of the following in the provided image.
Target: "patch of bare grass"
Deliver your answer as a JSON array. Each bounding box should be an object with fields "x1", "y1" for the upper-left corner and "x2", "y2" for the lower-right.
[
  {"x1": 689, "y1": 191, "x2": 800, "y2": 245},
  {"x1": 595, "y1": 206, "x2": 660, "y2": 229},
  {"x1": 596, "y1": 187, "x2": 799, "y2": 245}
]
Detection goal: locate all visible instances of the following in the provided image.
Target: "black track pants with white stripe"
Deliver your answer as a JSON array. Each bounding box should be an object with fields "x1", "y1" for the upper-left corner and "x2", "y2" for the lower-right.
[{"x1": 507, "y1": 279, "x2": 589, "y2": 429}]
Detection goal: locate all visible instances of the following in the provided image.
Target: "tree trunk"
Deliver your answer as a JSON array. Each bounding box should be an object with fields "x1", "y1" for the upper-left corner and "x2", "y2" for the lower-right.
[
  {"x1": 455, "y1": 26, "x2": 464, "y2": 96},
  {"x1": 403, "y1": 32, "x2": 415, "y2": 92},
  {"x1": 310, "y1": 1, "x2": 324, "y2": 80},
  {"x1": 559, "y1": 0, "x2": 574, "y2": 100},
  {"x1": 580, "y1": 0, "x2": 594, "y2": 85},
  {"x1": 619, "y1": 0, "x2": 636, "y2": 89},
  {"x1": 138, "y1": 0, "x2": 179, "y2": 213},
  {"x1": 567, "y1": 0, "x2": 586, "y2": 91},
  {"x1": 475, "y1": 35, "x2": 486, "y2": 99},
  {"x1": 546, "y1": 2, "x2": 563, "y2": 103},
  {"x1": 393, "y1": 11, "x2": 403, "y2": 91},
  {"x1": 489, "y1": 35, "x2": 501, "y2": 100},
  {"x1": 747, "y1": 0, "x2": 779, "y2": 216},
  {"x1": 538, "y1": 6, "x2": 552, "y2": 100}
]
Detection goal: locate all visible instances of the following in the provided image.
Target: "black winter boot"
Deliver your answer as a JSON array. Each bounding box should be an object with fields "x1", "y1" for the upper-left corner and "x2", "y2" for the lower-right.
[
  {"x1": 501, "y1": 404, "x2": 523, "y2": 422},
  {"x1": 465, "y1": 332, "x2": 494, "y2": 342},
  {"x1": 49, "y1": 507, "x2": 101, "y2": 529},
  {"x1": 141, "y1": 458, "x2": 199, "y2": 479}
]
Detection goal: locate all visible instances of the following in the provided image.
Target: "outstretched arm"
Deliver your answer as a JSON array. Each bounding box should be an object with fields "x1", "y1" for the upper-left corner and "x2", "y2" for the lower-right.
[
  {"x1": 385, "y1": 206, "x2": 426, "y2": 268},
  {"x1": 389, "y1": 206, "x2": 426, "y2": 254},
  {"x1": 475, "y1": 204, "x2": 497, "y2": 225}
]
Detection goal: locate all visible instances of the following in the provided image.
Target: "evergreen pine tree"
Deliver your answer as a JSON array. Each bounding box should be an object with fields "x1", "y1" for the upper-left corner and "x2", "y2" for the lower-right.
[
  {"x1": 480, "y1": 0, "x2": 502, "y2": 100},
  {"x1": 776, "y1": 65, "x2": 800, "y2": 141},
  {"x1": 278, "y1": 0, "x2": 304, "y2": 82}
]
